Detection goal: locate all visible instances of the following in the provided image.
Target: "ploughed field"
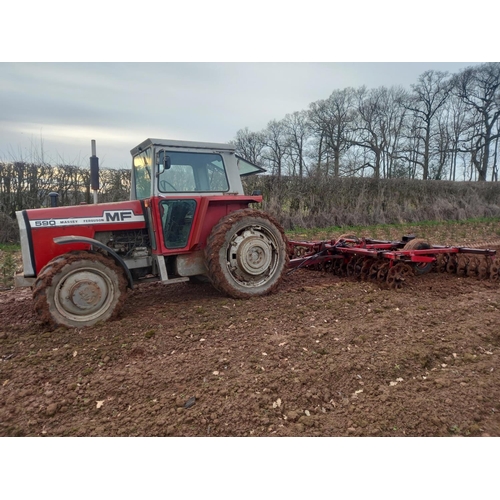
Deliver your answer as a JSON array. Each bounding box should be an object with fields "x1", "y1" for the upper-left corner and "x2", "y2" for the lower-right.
[{"x1": 1, "y1": 221, "x2": 500, "y2": 437}]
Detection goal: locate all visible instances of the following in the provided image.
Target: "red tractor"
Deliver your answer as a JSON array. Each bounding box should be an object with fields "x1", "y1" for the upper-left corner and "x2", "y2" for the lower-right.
[{"x1": 15, "y1": 139, "x2": 289, "y2": 328}]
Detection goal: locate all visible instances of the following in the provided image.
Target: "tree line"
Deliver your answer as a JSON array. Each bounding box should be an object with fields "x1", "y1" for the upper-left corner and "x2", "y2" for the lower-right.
[
  {"x1": 0, "y1": 162, "x2": 131, "y2": 217},
  {"x1": 232, "y1": 63, "x2": 500, "y2": 182}
]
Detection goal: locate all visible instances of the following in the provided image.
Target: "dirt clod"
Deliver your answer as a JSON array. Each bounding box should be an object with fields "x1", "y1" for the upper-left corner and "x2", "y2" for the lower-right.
[{"x1": 46, "y1": 404, "x2": 58, "y2": 417}]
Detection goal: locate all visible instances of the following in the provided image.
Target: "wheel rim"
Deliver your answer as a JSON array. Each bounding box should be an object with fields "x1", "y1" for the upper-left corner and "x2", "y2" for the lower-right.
[
  {"x1": 227, "y1": 226, "x2": 279, "y2": 287},
  {"x1": 54, "y1": 267, "x2": 115, "y2": 323}
]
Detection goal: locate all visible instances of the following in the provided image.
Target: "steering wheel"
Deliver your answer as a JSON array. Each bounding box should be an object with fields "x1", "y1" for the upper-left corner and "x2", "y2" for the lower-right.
[{"x1": 160, "y1": 180, "x2": 177, "y2": 192}]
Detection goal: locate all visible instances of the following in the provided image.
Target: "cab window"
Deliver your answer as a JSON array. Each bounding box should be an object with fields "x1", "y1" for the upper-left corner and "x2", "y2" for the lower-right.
[
  {"x1": 133, "y1": 148, "x2": 152, "y2": 199},
  {"x1": 157, "y1": 151, "x2": 229, "y2": 193},
  {"x1": 236, "y1": 155, "x2": 266, "y2": 176}
]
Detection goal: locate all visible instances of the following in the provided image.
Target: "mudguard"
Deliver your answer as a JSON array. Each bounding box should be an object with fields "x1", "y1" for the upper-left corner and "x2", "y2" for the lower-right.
[{"x1": 54, "y1": 235, "x2": 134, "y2": 289}]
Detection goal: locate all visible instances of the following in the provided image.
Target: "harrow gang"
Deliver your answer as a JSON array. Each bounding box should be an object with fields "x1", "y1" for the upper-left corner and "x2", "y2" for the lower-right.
[{"x1": 287, "y1": 235, "x2": 498, "y2": 289}]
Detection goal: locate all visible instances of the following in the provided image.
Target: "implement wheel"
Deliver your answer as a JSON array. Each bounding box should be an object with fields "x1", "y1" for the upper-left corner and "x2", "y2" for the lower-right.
[
  {"x1": 360, "y1": 258, "x2": 374, "y2": 281},
  {"x1": 33, "y1": 251, "x2": 127, "y2": 328},
  {"x1": 386, "y1": 262, "x2": 413, "y2": 290},
  {"x1": 346, "y1": 255, "x2": 362, "y2": 278},
  {"x1": 403, "y1": 238, "x2": 433, "y2": 275},
  {"x1": 205, "y1": 209, "x2": 288, "y2": 299},
  {"x1": 490, "y1": 261, "x2": 499, "y2": 281}
]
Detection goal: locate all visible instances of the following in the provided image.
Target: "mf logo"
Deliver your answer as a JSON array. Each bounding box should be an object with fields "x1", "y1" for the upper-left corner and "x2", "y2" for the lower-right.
[{"x1": 103, "y1": 210, "x2": 133, "y2": 222}]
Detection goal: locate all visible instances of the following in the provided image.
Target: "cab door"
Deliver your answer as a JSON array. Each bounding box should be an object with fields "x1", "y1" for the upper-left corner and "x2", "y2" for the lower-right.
[{"x1": 159, "y1": 198, "x2": 197, "y2": 249}]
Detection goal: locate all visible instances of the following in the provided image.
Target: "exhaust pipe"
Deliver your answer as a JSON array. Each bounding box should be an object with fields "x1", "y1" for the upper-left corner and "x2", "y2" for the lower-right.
[{"x1": 90, "y1": 139, "x2": 99, "y2": 204}]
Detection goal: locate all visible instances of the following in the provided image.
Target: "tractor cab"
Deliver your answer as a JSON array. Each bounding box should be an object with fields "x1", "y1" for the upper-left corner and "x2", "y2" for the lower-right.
[
  {"x1": 130, "y1": 139, "x2": 264, "y2": 262},
  {"x1": 130, "y1": 138, "x2": 264, "y2": 201}
]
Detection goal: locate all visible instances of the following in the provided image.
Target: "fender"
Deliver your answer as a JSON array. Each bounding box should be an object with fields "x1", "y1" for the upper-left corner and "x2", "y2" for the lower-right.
[{"x1": 53, "y1": 236, "x2": 134, "y2": 289}]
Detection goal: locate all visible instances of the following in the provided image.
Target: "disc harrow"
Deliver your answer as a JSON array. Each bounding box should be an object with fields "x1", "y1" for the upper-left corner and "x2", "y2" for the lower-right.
[{"x1": 287, "y1": 234, "x2": 498, "y2": 290}]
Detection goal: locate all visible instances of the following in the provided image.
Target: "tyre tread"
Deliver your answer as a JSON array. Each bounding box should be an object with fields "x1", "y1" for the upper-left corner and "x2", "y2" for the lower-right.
[{"x1": 205, "y1": 209, "x2": 288, "y2": 299}]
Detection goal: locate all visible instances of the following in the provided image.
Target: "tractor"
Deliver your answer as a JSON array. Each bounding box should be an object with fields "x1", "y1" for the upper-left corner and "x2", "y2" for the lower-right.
[{"x1": 15, "y1": 138, "x2": 289, "y2": 328}]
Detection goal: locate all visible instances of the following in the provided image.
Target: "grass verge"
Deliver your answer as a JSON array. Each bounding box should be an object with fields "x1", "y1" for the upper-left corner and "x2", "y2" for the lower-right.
[{"x1": 286, "y1": 217, "x2": 500, "y2": 246}]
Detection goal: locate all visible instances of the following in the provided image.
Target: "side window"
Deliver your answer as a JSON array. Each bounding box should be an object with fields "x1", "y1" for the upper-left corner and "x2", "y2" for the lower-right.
[
  {"x1": 158, "y1": 151, "x2": 229, "y2": 193},
  {"x1": 236, "y1": 155, "x2": 266, "y2": 177},
  {"x1": 133, "y1": 148, "x2": 152, "y2": 199},
  {"x1": 207, "y1": 159, "x2": 229, "y2": 191}
]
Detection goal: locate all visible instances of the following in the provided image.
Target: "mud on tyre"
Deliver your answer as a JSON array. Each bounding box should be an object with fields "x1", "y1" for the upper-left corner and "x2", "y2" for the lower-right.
[
  {"x1": 33, "y1": 251, "x2": 127, "y2": 328},
  {"x1": 205, "y1": 209, "x2": 288, "y2": 299}
]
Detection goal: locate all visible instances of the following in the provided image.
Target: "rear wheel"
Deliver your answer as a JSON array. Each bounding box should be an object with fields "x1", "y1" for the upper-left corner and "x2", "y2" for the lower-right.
[
  {"x1": 403, "y1": 238, "x2": 433, "y2": 275},
  {"x1": 33, "y1": 251, "x2": 127, "y2": 328},
  {"x1": 205, "y1": 209, "x2": 288, "y2": 298}
]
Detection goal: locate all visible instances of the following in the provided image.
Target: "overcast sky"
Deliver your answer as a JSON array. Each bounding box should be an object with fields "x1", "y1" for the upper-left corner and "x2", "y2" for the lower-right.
[{"x1": 0, "y1": 62, "x2": 482, "y2": 169}]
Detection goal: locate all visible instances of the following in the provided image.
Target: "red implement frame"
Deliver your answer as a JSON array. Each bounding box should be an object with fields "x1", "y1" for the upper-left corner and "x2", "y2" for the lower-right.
[{"x1": 287, "y1": 235, "x2": 498, "y2": 286}]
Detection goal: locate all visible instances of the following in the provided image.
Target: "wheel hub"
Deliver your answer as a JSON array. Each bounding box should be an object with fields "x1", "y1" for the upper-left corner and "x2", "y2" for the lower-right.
[
  {"x1": 235, "y1": 235, "x2": 273, "y2": 276},
  {"x1": 228, "y1": 228, "x2": 278, "y2": 284},
  {"x1": 68, "y1": 279, "x2": 104, "y2": 309},
  {"x1": 57, "y1": 270, "x2": 110, "y2": 317}
]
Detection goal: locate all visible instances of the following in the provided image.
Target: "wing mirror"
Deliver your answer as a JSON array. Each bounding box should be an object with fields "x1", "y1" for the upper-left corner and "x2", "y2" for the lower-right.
[{"x1": 156, "y1": 149, "x2": 171, "y2": 174}]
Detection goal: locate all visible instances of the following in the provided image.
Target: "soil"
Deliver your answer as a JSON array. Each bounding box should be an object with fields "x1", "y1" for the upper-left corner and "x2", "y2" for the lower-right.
[{"x1": 1, "y1": 245, "x2": 500, "y2": 437}]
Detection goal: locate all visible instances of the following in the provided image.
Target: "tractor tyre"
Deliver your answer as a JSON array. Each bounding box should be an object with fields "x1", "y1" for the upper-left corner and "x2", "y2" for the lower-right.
[
  {"x1": 33, "y1": 251, "x2": 127, "y2": 328},
  {"x1": 403, "y1": 238, "x2": 433, "y2": 275},
  {"x1": 205, "y1": 209, "x2": 288, "y2": 299}
]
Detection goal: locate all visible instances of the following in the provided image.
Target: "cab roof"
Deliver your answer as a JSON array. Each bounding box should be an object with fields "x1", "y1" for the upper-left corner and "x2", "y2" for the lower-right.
[{"x1": 130, "y1": 138, "x2": 236, "y2": 156}]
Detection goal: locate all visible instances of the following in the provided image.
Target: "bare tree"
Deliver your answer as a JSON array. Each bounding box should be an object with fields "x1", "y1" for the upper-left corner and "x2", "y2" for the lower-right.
[
  {"x1": 262, "y1": 119, "x2": 287, "y2": 179},
  {"x1": 444, "y1": 95, "x2": 469, "y2": 181},
  {"x1": 306, "y1": 129, "x2": 328, "y2": 179},
  {"x1": 282, "y1": 111, "x2": 310, "y2": 178},
  {"x1": 308, "y1": 88, "x2": 356, "y2": 178},
  {"x1": 231, "y1": 127, "x2": 266, "y2": 165},
  {"x1": 452, "y1": 62, "x2": 500, "y2": 181},
  {"x1": 492, "y1": 131, "x2": 499, "y2": 181},
  {"x1": 99, "y1": 169, "x2": 131, "y2": 203},
  {"x1": 402, "y1": 70, "x2": 452, "y2": 180},
  {"x1": 352, "y1": 86, "x2": 409, "y2": 179},
  {"x1": 432, "y1": 112, "x2": 451, "y2": 180},
  {"x1": 351, "y1": 86, "x2": 384, "y2": 178}
]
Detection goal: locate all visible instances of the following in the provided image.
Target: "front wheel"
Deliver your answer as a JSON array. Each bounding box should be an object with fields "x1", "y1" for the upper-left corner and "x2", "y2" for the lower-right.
[
  {"x1": 33, "y1": 251, "x2": 127, "y2": 328},
  {"x1": 205, "y1": 209, "x2": 288, "y2": 298}
]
